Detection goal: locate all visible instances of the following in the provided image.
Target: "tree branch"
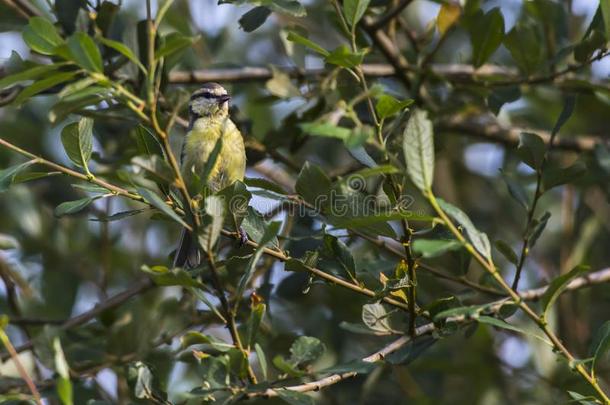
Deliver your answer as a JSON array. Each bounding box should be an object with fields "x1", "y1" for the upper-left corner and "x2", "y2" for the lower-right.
[
  {"x1": 436, "y1": 115, "x2": 604, "y2": 152},
  {"x1": 220, "y1": 229, "x2": 411, "y2": 312},
  {"x1": 246, "y1": 267, "x2": 610, "y2": 399},
  {"x1": 1, "y1": 278, "x2": 154, "y2": 361}
]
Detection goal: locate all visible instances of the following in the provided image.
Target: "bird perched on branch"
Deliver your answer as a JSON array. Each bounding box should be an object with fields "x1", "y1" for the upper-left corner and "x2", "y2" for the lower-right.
[{"x1": 173, "y1": 83, "x2": 246, "y2": 268}]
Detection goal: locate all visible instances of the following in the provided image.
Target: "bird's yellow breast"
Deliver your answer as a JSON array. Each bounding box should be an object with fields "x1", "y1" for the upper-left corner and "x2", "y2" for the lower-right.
[{"x1": 182, "y1": 116, "x2": 246, "y2": 193}]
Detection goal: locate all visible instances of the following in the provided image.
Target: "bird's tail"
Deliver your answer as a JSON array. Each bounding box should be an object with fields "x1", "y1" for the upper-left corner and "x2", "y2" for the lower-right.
[{"x1": 173, "y1": 228, "x2": 201, "y2": 269}]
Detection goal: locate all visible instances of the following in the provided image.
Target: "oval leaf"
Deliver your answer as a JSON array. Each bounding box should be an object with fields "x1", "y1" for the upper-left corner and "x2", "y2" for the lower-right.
[
  {"x1": 61, "y1": 117, "x2": 94, "y2": 169},
  {"x1": 403, "y1": 109, "x2": 435, "y2": 193}
]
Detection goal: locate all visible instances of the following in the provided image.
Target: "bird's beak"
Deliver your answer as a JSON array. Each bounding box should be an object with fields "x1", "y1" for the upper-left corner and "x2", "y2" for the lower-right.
[{"x1": 218, "y1": 94, "x2": 231, "y2": 104}]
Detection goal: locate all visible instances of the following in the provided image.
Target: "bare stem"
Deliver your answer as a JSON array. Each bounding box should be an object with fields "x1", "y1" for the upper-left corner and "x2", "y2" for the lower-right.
[{"x1": 204, "y1": 252, "x2": 258, "y2": 384}]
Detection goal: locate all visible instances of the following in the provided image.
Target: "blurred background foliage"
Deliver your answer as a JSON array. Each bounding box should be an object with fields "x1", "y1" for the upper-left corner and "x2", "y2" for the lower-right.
[{"x1": 0, "y1": 0, "x2": 610, "y2": 404}]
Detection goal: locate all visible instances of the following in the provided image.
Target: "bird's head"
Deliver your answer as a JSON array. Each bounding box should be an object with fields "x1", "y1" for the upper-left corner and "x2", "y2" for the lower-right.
[{"x1": 188, "y1": 82, "x2": 230, "y2": 119}]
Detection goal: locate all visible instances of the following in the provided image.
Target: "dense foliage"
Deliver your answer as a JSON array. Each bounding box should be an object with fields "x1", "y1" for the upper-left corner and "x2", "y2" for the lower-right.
[{"x1": 1, "y1": 0, "x2": 610, "y2": 404}]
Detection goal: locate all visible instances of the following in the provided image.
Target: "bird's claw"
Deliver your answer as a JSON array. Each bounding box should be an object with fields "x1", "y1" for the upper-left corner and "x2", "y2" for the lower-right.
[{"x1": 238, "y1": 226, "x2": 249, "y2": 246}]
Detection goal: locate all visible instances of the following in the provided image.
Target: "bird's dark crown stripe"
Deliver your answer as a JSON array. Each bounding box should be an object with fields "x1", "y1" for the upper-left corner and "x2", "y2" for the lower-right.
[{"x1": 190, "y1": 92, "x2": 216, "y2": 101}]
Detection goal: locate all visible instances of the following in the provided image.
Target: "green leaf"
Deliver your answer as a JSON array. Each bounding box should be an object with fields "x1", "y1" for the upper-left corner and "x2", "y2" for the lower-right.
[
  {"x1": 60, "y1": 117, "x2": 94, "y2": 170},
  {"x1": 266, "y1": 66, "x2": 301, "y2": 98},
  {"x1": 487, "y1": 86, "x2": 520, "y2": 115},
  {"x1": 0, "y1": 64, "x2": 59, "y2": 90},
  {"x1": 234, "y1": 221, "x2": 281, "y2": 307},
  {"x1": 413, "y1": 238, "x2": 462, "y2": 258},
  {"x1": 67, "y1": 33, "x2": 103, "y2": 72},
  {"x1": 295, "y1": 162, "x2": 331, "y2": 206},
  {"x1": 437, "y1": 198, "x2": 492, "y2": 261},
  {"x1": 322, "y1": 234, "x2": 356, "y2": 281},
  {"x1": 300, "y1": 122, "x2": 369, "y2": 148},
  {"x1": 375, "y1": 94, "x2": 413, "y2": 119},
  {"x1": 527, "y1": 211, "x2": 550, "y2": 248},
  {"x1": 343, "y1": 0, "x2": 371, "y2": 27},
  {"x1": 54, "y1": 197, "x2": 95, "y2": 217},
  {"x1": 542, "y1": 161, "x2": 586, "y2": 192},
  {"x1": 289, "y1": 336, "x2": 325, "y2": 367},
  {"x1": 362, "y1": 303, "x2": 392, "y2": 333},
  {"x1": 386, "y1": 336, "x2": 437, "y2": 365},
  {"x1": 494, "y1": 240, "x2": 518, "y2": 265},
  {"x1": 552, "y1": 95, "x2": 576, "y2": 136},
  {"x1": 501, "y1": 171, "x2": 529, "y2": 210},
  {"x1": 14, "y1": 71, "x2": 77, "y2": 105},
  {"x1": 602, "y1": 0, "x2": 610, "y2": 40},
  {"x1": 137, "y1": 187, "x2": 189, "y2": 228},
  {"x1": 589, "y1": 321, "x2": 610, "y2": 376},
  {"x1": 156, "y1": 32, "x2": 199, "y2": 60},
  {"x1": 0, "y1": 234, "x2": 19, "y2": 250},
  {"x1": 239, "y1": 6, "x2": 272, "y2": 32},
  {"x1": 53, "y1": 338, "x2": 73, "y2": 405},
  {"x1": 89, "y1": 209, "x2": 148, "y2": 222},
  {"x1": 478, "y1": 316, "x2": 550, "y2": 344},
  {"x1": 244, "y1": 177, "x2": 287, "y2": 195},
  {"x1": 132, "y1": 362, "x2": 154, "y2": 400},
  {"x1": 403, "y1": 109, "x2": 434, "y2": 192},
  {"x1": 468, "y1": 8, "x2": 505, "y2": 67},
  {"x1": 517, "y1": 132, "x2": 546, "y2": 170},
  {"x1": 540, "y1": 265, "x2": 590, "y2": 320},
  {"x1": 325, "y1": 45, "x2": 366, "y2": 69},
  {"x1": 141, "y1": 265, "x2": 204, "y2": 289},
  {"x1": 264, "y1": 0, "x2": 306, "y2": 17},
  {"x1": 567, "y1": 391, "x2": 599, "y2": 405},
  {"x1": 255, "y1": 343, "x2": 268, "y2": 380},
  {"x1": 504, "y1": 22, "x2": 544, "y2": 74},
  {"x1": 276, "y1": 389, "x2": 314, "y2": 405},
  {"x1": 273, "y1": 354, "x2": 306, "y2": 377},
  {"x1": 198, "y1": 195, "x2": 225, "y2": 252},
  {"x1": 22, "y1": 17, "x2": 64, "y2": 55},
  {"x1": 0, "y1": 161, "x2": 35, "y2": 192},
  {"x1": 286, "y1": 31, "x2": 329, "y2": 56},
  {"x1": 246, "y1": 302, "x2": 265, "y2": 349},
  {"x1": 99, "y1": 37, "x2": 146, "y2": 73}
]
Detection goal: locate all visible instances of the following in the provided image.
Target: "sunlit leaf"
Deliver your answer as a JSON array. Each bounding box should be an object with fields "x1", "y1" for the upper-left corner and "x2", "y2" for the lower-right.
[
  {"x1": 137, "y1": 187, "x2": 189, "y2": 228},
  {"x1": 286, "y1": 31, "x2": 329, "y2": 56},
  {"x1": 362, "y1": 303, "x2": 392, "y2": 333},
  {"x1": 54, "y1": 196, "x2": 96, "y2": 217},
  {"x1": 14, "y1": 71, "x2": 76, "y2": 105},
  {"x1": 403, "y1": 109, "x2": 434, "y2": 193},
  {"x1": 325, "y1": 45, "x2": 366, "y2": 69},
  {"x1": 60, "y1": 117, "x2": 94, "y2": 170},
  {"x1": 99, "y1": 37, "x2": 146, "y2": 73},
  {"x1": 343, "y1": 0, "x2": 371, "y2": 27},
  {"x1": 22, "y1": 17, "x2": 64, "y2": 55},
  {"x1": 67, "y1": 32, "x2": 103, "y2": 72},
  {"x1": 437, "y1": 199, "x2": 492, "y2": 261},
  {"x1": 375, "y1": 94, "x2": 413, "y2": 119},
  {"x1": 437, "y1": 3, "x2": 461, "y2": 35}
]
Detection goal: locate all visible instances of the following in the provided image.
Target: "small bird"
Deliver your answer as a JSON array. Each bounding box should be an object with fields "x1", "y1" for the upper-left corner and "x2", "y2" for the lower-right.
[{"x1": 173, "y1": 83, "x2": 246, "y2": 268}]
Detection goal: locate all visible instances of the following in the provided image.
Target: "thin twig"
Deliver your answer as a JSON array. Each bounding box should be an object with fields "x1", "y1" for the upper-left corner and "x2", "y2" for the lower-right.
[
  {"x1": 245, "y1": 267, "x2": 610, "y2": 398},
  {"x1": 2, "y1": 278, "x2": 154, "y2": 361},
  {"x1": 436, "y1": 115, "x2": 604, "y2": 152},
  {"x1": 0, "y1": 328, "x2": 42, "y2": 404},
  {"x1": 204, "y1": 252, "x2": 258, "y2": 384},
  {"x1": 368, "y1": 0, "x2": 413, "y2": 31},
  {"x1": 428, "y1": 193, "x2": 610, "y2": 402},
  {"x1": 220, "y1": 229, "x2": 410, "y2": 311}
]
